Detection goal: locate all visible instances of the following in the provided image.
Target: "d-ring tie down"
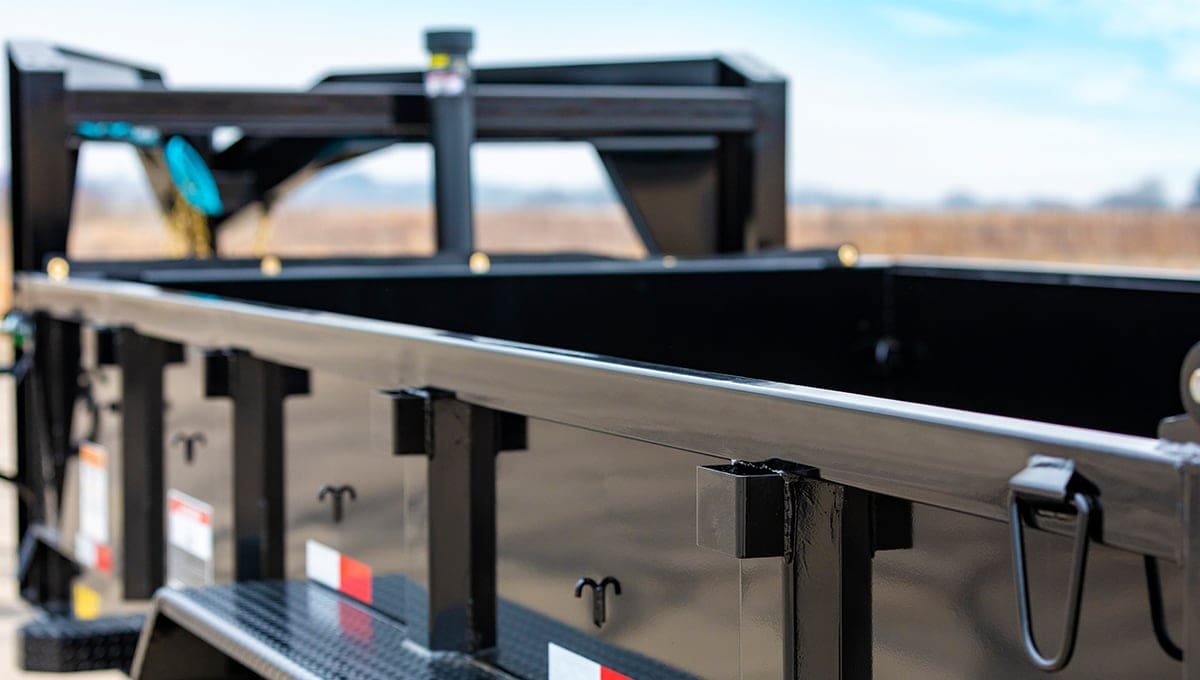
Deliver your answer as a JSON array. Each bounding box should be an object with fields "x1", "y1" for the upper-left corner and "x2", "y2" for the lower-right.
[{"x1": 1008, "y1": 455, "x2": 1094, "y2": 672}]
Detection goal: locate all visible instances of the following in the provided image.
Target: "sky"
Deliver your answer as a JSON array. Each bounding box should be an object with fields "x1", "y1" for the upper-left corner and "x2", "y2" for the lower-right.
[{"x1": 3, "y1": 0, "x2": 1200, "y2": 205}]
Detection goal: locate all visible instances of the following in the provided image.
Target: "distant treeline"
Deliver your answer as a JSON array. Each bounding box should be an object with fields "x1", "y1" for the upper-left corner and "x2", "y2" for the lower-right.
[{"x1": 3, "y1": 170, "x2": 1198, "y2": 212}]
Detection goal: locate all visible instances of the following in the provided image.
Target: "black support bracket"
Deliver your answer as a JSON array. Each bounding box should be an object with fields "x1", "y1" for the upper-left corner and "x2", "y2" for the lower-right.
[
  {"x1": 383, "y1": 388, "x2": 527, "y2": 456},
  {"x1": 695, "y1": 461, "x2": 875, "y2": 679},
  {"x1": 205, "y1": 350, "x2": 309, "y2": 581},
  {"x1": 377, "y1": 387, "x2": 522, "y2": 654},
  {"x1": 116, "y1": 329, "x2": 183, "y2": 599},
  {"x1": 695, "y1": 462, "x2": 786, "y2": 558}
]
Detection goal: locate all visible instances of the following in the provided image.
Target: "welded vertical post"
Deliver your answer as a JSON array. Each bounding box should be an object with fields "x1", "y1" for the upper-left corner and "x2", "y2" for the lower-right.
[
  {"x1": 425, "y1": 393, "x2": 497, "y2": 653},
  {"x1": 424, "y1": 29, "x2": 476, "y2": 257},
  {"x1": 744, "y1": 75, "x2": 786, "y2": 252},
  {"x1": 19, "y1": 315, "x2": 82, "y2": 607},
  {"x1": 227, "y1": 353, "x2": 308, "y2": 581},
  {"x1": 8, "y1": 45, "x2": 75, "y2": 272},
  {"x1": 789, "y1": 477, "x2": 873, "y2": 679},
  {"x1": 34, "y1": 315, "x2": 81, "y2": 512},
  {"x1": 9, "y1": 48, "x2": 75, "y2": 600},
  {"x1": 118, "y1": 330, "x2": 180, "y2": 599}
]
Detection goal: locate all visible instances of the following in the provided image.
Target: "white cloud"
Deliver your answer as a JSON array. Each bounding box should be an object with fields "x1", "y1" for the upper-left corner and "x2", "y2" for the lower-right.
[
  {"x1": 1087, "y1": 0, "x2": 1200, "y2": 38},
  {"x1": 881, "y1": 6, "x2": 980, "y2": 37},
  {"x1": 1071, "y1": 66, "x2": 1141, "y2": 105},
  {"x1": 1170, "y1": 45, "x2": 1200, "y2": 84},
  {"x1": 785, "y1": 35, "x2": 1200, "y2": 205},
  {"x1": 944, "y1": 49, "x2": 1149, "y2": 108},
  {"x1": 986, "y1": 0, "x2": 1200, "y2": 87}
]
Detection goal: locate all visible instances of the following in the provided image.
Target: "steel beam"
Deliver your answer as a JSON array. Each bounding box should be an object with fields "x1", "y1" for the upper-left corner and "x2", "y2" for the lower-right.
[
  {"x1": 426, "y1": 30, "x2": 477, "y2": 257},
  {"x1": 220, "y1": 352, "x2": 308, "y2": 581},
  {"x1": 8, "y1": 46, "x2": 75, "y2": 271},
  {"x1": 719, "y1": 55, "x2": 787, "y2": 252},
  {"x1": 474, "y1": 84, "x2": 756, "y2": 136},
  {"x1": 62, "y1": 84, "x2": 755, "y2": 138},
  {"x1": 32, "y1": 316, "x2": 81, "y2": 518},
  {"x1": 117, "y1": 329, "x2": 182, "y2": 599},
  {"x1": 63, "y1": 87, "x2": 423, "y2": 137},
  {"x1": 788, "y1": 477, "x2": 872, "y2": 679},
  {"x1": 423, "y1": 392, "x2": 498, "y2": 653}
]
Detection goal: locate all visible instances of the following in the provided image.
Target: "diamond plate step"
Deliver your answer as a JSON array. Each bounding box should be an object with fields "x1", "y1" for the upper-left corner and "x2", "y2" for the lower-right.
[
  {"x1": 132, "y1": 581, "x2": 511, "y2": 680},
  {"x1": 19, "y1": 613, "x2": 145, "y2": 673}
]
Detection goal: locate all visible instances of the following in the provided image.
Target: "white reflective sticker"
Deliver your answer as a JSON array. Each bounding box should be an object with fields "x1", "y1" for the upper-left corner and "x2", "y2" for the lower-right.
[
  {"x1": 548, "y1": 643, "x2": 601, "y2": 680},
  {"x1": 306, "y1": 539, "x2": 341, "y2": 590},
  {"x1": 74, "y1": 534, "x2": 97, "y2": 569},
  {"x1": 423, "y1": 70, "x2": 466, "y2": 97},
  {"x1": 78, "y1": 443, "x2": 108, "y2": 543}
]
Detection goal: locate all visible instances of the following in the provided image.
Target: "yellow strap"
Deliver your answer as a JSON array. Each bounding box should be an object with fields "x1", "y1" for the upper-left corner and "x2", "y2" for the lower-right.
[{"x1": 166, "y1": 187, "x2": 212, "y2": 259}]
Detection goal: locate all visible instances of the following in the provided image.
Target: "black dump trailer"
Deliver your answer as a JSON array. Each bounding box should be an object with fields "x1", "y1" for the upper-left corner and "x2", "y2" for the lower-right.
[{"x1": 5, "y1": 28, "x2": 1200, "y2": 680}]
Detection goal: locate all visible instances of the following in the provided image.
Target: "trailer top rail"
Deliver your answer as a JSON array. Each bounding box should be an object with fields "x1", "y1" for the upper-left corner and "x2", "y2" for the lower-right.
[{"x1": 16, "y1": 271, "x2": 1192, "y2": 564}]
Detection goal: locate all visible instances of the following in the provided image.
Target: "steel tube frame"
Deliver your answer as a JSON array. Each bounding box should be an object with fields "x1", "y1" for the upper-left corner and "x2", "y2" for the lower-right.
[
  {"x1": 424, "y1": 394, "x2": 498, "y2": 653},
  {"x1": 14, "y1": 274, "x2": 1188, "y2": 564},
  {"x1": 789, "y1": 477, "x2": 872, "y2": 679},
  {"x1": 61, "y1": 85, "x2": 756, "y2": 138},
  {"x1": 426, "y1": 31, "x2": 477, "y2": 257},
  {"x1": 11, "y1": 40, "x2": 781, "y2": 265},
  {"x1": 218, "y1": 352, "x2": 308, "y2": 582}
]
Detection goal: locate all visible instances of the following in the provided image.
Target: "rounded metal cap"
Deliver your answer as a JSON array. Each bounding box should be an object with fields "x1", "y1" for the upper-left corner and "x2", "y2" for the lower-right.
[{"x1": 425, "y1": 29, "x2": 474, "y2": 55}]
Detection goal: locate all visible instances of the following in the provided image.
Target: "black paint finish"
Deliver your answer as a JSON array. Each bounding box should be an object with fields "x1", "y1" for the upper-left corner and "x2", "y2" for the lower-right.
[{"x1": 117, "y1": 329, "x2": 182, "y2": 599}]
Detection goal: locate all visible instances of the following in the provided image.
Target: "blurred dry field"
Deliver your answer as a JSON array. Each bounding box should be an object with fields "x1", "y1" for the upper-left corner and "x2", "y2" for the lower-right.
[
  {"x1": 0, "y1": 204, "x2": 1197, "y2": 278},
  {"x1": 790, "y1": 207, "x2": 1200, "y2": 269}
]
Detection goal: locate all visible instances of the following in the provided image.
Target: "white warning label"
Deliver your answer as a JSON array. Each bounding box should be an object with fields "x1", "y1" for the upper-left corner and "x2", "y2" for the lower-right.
[
  {"x1": 166, "y1": 489, "x2": 214, "y2": 588},
  {"x1": 78, "y1": 443, "x2": 109, "y2": 544}
]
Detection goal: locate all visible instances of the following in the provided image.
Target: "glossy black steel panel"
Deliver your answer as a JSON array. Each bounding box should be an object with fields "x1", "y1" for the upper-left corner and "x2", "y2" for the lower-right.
[
  {"x1": 496, "y1": 419, "x2": 740, "y2": 678},
  {"x1": 283, "y1": 369, "x2": 407, "y2": 621},
  {"x1": 889, "y1": 269, "x2": 1200, "y2": 437},
  {"x1": 157, "y1": 263, "x2": 886, "y2": 398},
  {"x1": 873, "y1": 501, "x2": 1181, "y2": 678},
  {"x1": 598, "y1": 147, "x2": 719, "y2": 255}
]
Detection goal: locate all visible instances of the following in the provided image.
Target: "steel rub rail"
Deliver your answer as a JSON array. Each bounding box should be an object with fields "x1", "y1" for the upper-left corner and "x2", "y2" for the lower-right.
[{"x1": 15, "y1": 273, "x2": 1188, "y2": 562}]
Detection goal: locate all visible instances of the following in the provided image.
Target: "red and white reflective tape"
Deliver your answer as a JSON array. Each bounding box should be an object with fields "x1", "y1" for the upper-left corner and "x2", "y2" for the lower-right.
[
  {"x1": 305, "y1": 540, "x2": 373, "y2": 605},
  {"x1": 74, "y1": 534, "x2": 112, "y2": 574},
  {"x1": 548, "y1": 643, "x2": 634, "y2": 680}
]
